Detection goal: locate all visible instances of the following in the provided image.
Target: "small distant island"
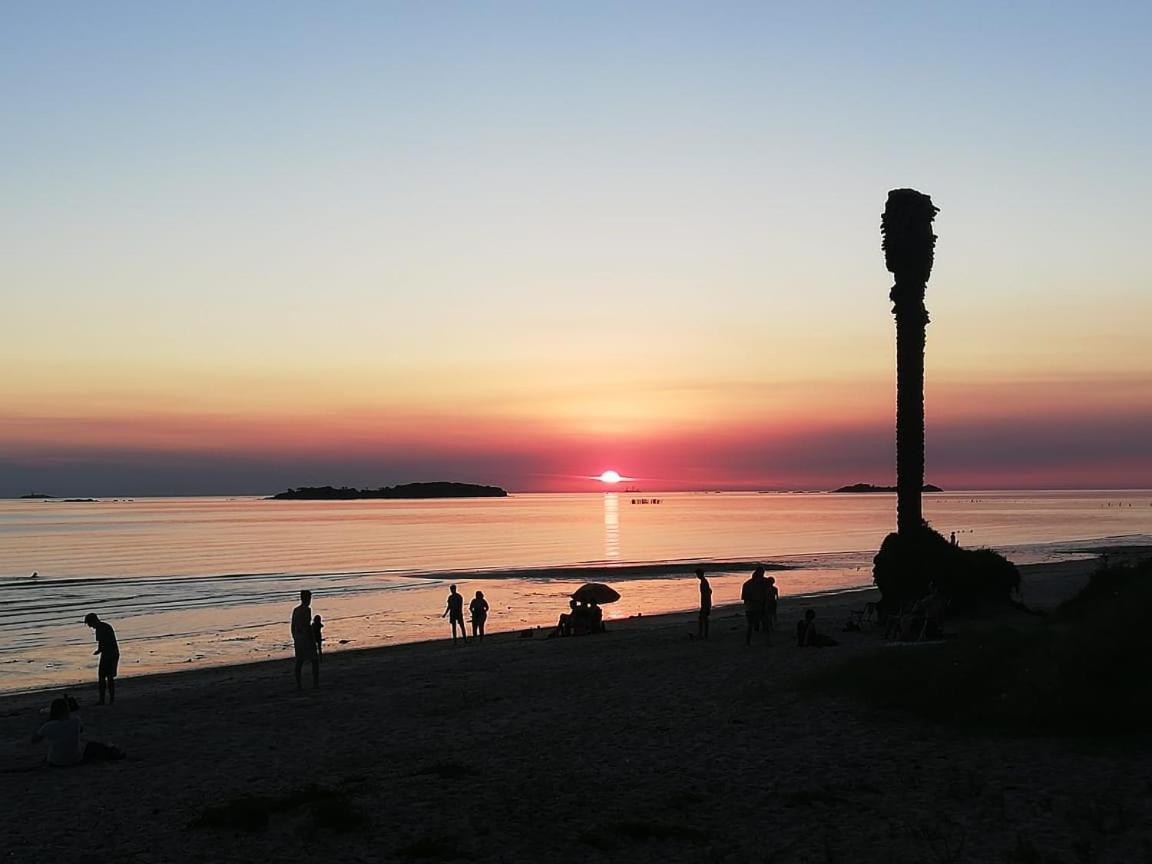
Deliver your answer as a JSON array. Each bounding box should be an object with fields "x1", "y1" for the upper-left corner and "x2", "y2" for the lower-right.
[
  {"x1": 19, "y1": 493, "x2": 58, "y2": 499},
  {"x1": 834, "y1": 483, "x2": 944, "y2": 493},
  {"x1": 268, "y1": 482, "x2": 509, "y2": 501}
]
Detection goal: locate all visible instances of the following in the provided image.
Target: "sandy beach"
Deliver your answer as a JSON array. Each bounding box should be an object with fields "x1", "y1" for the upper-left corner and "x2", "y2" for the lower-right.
[{"x1": 2, "y1": 552, "x2": 1150, "y2": 864}]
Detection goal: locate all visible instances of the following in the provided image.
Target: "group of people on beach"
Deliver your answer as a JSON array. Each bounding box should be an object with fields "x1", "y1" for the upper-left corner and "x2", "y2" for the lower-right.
[
  {"x1": 556, "y1": 598, "x2": 605, "y2": 636},
  {"x1": 697, "y1": 565, "x2": 836, "y2": 647},
  {"x1": 30, "y1": 616, "x2": 125, "y2": 767},
  {"x1": 694, "y1": 565, "x2": 780, "y2": 645},
  {"x1": 37, "y1": 562, "x2": 850, "y2": 766}
]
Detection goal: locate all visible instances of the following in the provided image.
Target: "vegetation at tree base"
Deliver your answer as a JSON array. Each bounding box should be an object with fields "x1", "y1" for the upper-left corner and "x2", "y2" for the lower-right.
[
  {"x1": 873, "y1": 525, "x2": 1020, "y2": 613},
  {"x1": 269, "y1": 482, "x2": 508, "y2": 500},
  {"x1": 835, "y1": 483, "x2": 943, "y2": 493},
  {"x1": 817, "y1": 558, "x2": 1152, "y2": 735},
  {"x1": 873, "y1": 189, "x2": 1018, "y2": 615}
]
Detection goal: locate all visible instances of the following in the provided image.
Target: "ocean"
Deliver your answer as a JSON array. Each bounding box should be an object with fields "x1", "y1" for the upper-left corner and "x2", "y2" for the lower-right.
[{"x1": 2, "y1": 490, "x2": 1150, "y2": 693}]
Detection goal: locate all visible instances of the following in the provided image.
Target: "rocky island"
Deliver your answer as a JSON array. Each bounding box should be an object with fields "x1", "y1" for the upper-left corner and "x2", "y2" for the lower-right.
[
  {"x1": 268, "y1": 482, "x2": 508, "y2": 500},
  {"x1": 834, "y1": 483, "x2": 944, "y2": 493}
]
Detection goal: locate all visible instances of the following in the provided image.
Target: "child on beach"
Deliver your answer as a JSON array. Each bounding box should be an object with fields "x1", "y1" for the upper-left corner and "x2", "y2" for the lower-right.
[
  {"x1": 312, "y1": 614, "x2": 324, "y2": 658},
  {"x1": 696, "y1": 567, "x2": 712, "y2": 639},
  {"x1": 766, "y1": 576, "x2": 780, "y2": 637}
]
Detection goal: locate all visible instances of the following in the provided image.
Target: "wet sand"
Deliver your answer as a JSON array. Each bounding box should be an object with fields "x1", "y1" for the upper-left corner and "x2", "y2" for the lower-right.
[{"x1": 2, "y1": 552, "x2": 1150, "y2": 863}]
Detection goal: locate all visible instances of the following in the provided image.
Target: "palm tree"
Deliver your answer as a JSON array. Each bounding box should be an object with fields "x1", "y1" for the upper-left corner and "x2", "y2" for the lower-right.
[{"x1": 881, "y1": 189, "x2": 939, "y2": 537}]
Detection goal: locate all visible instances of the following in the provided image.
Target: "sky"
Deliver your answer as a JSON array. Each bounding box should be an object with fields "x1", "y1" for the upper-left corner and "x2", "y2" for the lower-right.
[{"x1": 3, "y1": 1, "x2": 1151, "y2": 495}]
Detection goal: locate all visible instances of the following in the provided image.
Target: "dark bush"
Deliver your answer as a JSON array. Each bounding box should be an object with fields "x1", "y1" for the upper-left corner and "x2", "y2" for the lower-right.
[
  {"x1": 817, "y1": 558, "x2": 1152, "y2": 735},
  {"x1": 873, "y1": 526, "x2": 1020, "y2": 612}
]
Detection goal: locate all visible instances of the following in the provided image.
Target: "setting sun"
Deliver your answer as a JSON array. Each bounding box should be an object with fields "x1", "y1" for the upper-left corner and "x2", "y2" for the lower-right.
[{"x1": 598, "y1": 470, "x2": 622, "y2": 484}]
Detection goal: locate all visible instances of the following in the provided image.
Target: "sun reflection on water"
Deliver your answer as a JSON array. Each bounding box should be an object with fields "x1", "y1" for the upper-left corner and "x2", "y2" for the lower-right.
[{"x1": 603, "y1": 492, "x2": 620, "y2": 560}]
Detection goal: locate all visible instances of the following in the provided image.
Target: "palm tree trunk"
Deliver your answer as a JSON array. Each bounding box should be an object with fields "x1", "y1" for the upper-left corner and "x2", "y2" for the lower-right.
[
  {"x1": 882, "y1": 188, "x2": 938, "y2": 539},
  {"x1": 893, "y1": 281, "x2": 928, "y2": 536}
]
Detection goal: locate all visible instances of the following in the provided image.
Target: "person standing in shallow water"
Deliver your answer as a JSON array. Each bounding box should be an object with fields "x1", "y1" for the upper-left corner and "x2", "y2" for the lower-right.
[
  {"x1": 443, "y1": 584, "x2": 467, "y2": 643},
  {"x1": 469, "y1": 590, "x2": 489, "y2": 641},
  {"x1": 291, "y1": 590, "x2": 319, "y2": 690},
  {"x1": 696, "y1": 568, "x2": 712, "y2": 639},
  {"x1": 84, "y1": 613, "x2": 119, "y2": 704}
]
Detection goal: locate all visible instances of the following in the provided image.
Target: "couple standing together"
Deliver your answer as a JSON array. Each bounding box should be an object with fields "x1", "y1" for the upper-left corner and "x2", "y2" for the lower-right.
[
  {"x1": 443, "y1": 584, "x2": 489, "y2": 643},
  {"x1": 741, "y1": 567, "x2": 779, "y2": 645}
]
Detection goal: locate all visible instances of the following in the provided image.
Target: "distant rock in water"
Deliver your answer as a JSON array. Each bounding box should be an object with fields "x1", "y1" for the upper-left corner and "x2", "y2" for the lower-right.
[
  {"x1": 19, "y1": 492, "x2": 58, "y2": 499},
  {"x1": 834, "y1": 483, "x2": 943, "y2": 493},
  {"x1": 268, "y1": 482, "x2": 509, "y2": 500}
]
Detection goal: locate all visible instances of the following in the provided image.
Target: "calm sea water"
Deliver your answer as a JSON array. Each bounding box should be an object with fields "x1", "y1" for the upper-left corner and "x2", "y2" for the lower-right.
[{"x1": 2, "y1": 490, "x2": 1150, "y2": 693}]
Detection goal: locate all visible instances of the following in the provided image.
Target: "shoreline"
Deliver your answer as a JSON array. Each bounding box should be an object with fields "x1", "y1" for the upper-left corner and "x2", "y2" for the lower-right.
[
  {"x1": 0, "y1": 549, "x2": 1129, "y2": 705},
  {"x1": 0, "y1": 581, "x2": 878, "y2": 701},
  {"x1": 2, "y1": 535, "x2": 1143, "y2": 696}
]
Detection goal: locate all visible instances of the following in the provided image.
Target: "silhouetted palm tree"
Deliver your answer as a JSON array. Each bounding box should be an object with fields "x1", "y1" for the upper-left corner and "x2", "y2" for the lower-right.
[{"x1": 881, "y1": 189, "x2": 939, "y2": 536}]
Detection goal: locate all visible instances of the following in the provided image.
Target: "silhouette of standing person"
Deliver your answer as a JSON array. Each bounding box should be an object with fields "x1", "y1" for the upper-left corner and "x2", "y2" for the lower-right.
[
  {"x1": 741, "y1": 567, "x2": 769, "y2": 646},
  {"x1": 84, "y1": 613, "x2": 119, "y2": 704},
  {"x1": 291, "y1": 590, "x2": 319, "y2": 690},
  {"x1": 765, "y1": 575, "x2": 780, "y2": 642},
  {"x1": 696, "y1": 568, "x2": 712, "y2": 639},
  {"x1": 469, "y1": 590, "x2": 489, "y2": 641},
  {"x1": 443, "y1": 584, "x2": 467, "y2": 643},
  {"x1": 312, "y1": 614, "x2": 324, "y2": 659}
]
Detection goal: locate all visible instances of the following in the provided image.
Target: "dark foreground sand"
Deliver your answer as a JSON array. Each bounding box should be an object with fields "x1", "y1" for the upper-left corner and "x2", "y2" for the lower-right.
[{"x1": 3, "y1": 553, "x2": 1150, "y2": 864}]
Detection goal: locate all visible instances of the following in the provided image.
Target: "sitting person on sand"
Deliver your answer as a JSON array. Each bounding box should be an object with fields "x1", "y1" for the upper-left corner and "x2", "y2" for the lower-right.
[
  {"x1": 570, "y1": 600, "x2": 593, "y2": 636},
  {"x1": 557, "y1": 599, "x2": 579, "y2": 636},
  {"x1": 32, "y1": 697, "x2": 124, "y2": 766},
  {"x1": 797, "y1": 609, "x2": 838, "y2": 647},
  {"x1": 588, "y1": 600, "x2": 604, "y2": 633}
]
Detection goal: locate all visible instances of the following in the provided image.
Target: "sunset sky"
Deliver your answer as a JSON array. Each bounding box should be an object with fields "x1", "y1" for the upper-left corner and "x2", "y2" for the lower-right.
[{"x1": 3, "y1": 2, "x2": 1151, "y2": 495}]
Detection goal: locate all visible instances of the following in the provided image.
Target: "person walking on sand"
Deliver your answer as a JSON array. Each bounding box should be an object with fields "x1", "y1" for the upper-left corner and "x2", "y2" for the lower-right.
[
  {"x1": 469, "y1": 590, "x2": 490, "y2": 641},
  {"x1": 291, "y1": 590, "x2": 320, "y2": 690},
  {"x1": 696, "y1": 568, "x2": 712, "y2": 639},
  {"x1": 741, "y1": 567, "x2": 770, "y2": 647},
  {"x1": 84, "y1": 613, "x2": 120, "y2": 704},
  {"x1": 443, "y1": 584, "x2": 467, "y2": 643}
]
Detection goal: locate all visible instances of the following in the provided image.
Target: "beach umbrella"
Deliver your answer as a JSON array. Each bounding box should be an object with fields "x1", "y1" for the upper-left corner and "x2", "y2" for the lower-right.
[{"x1": 571, "y1": 583, "x2": 620, "y2": 604}]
